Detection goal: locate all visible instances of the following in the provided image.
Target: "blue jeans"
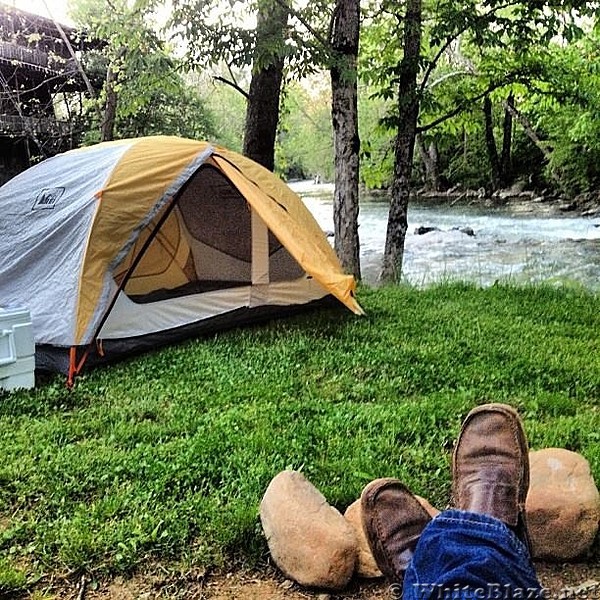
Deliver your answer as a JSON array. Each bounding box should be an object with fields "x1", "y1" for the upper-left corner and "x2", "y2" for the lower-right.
[{"x1": 400, "y1": 510, "x2": 542, "y2": 600}]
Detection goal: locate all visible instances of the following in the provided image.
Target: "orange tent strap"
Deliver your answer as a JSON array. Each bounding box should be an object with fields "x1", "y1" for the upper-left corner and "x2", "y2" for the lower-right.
[
  {"x1": 66, "y1": 345, "x2": 92, "y2": 388},
  {"x1": 75, "y1": 346, "x2": 91, "y2": 374},
  {"x1": 67, "y1": 347, "x2": 77, "y2": 389}
]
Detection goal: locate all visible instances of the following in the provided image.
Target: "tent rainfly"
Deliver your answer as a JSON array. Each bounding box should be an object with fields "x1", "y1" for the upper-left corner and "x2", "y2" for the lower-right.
[{"x1": 0, "y1": 136, "x2": 363, "y2": 383}]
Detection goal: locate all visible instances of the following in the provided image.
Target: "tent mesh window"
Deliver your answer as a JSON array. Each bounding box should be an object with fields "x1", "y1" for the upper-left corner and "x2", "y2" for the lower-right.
[{"x1": 118, "y1": 165, "x2": 304, "y2": 304}]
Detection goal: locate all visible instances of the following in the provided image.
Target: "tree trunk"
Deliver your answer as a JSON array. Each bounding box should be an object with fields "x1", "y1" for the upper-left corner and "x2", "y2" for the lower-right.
[
  {"x1": 500, "y1": 91, "x2": 514, "y2": 186},
  {"x1": 242, "y1": 0, "x2": 288, "y2": 171},
  {"x1": 330, "y1": 0, "x2": 361, "y2": 279},
  {"x1": 417, "y1": 133, "x2": 441, "y2": 191},
  {"x1": 380, "y1": 0, "x2": 422, "y2": 283},
  {"x1": 504, "y1": 100, "x2": 570, "y2": 197},
  {"x1": 483, "y1": 94, "x2": 500, "y2": 190},
  {"x1": 101, "y1": 66, "x2": 118, "y2": 142}
]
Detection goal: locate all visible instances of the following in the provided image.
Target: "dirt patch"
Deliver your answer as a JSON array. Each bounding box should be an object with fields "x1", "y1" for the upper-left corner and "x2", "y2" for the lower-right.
[
  {"x1": 36, "y1": 560, "x2": 600, "y2": 600},
  {"x1": 536, "y1": 561, "x2": 600, "y2": 596}
]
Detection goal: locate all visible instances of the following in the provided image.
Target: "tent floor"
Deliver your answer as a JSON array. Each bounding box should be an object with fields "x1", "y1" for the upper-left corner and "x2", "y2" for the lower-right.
[
  {"x1": 35, "y1": 295, "x2": 341, "y2": 376},
  {"x1": 128, "y1": 280, "x2": 245, "y2": 304}
]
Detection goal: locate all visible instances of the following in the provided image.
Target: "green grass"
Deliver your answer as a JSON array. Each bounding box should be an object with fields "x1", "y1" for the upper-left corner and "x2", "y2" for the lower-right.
[{"x1": 1, "y1": 282, "x2": 599, "y2": 593}]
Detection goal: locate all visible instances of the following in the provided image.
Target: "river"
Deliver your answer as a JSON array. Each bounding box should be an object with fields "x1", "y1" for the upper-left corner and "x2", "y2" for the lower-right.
[{"x1": 289, "y1": 181, "x2": 600, "y2": 290}]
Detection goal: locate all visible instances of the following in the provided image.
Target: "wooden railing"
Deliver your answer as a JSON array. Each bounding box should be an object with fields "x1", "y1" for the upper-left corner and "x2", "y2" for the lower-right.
[
  {"x1": 0, "y1": 114, "x2": 71, "y2": 136},
  {"x1": 0, "y1": 40, "x2": 75, "y2": 74}
]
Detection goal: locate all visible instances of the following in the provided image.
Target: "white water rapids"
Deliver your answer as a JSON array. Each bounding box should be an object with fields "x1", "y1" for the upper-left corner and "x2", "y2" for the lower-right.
[{"x1": 290, "y1": 181, "x2": 600, "y2": 290}]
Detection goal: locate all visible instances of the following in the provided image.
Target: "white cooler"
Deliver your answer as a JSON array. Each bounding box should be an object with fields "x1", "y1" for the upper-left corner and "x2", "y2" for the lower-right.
[{"x1": 0, "y1": 306, "x2": 35, "y2": 391}]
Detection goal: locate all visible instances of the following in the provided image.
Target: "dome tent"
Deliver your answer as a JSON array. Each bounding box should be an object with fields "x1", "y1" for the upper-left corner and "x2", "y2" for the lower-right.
[{"x1": 0, "y1": 136, "x2": 363, "y2": 383}]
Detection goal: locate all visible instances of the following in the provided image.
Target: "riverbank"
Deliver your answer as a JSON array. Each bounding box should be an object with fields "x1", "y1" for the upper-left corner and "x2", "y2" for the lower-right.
[
  {"x1": 291, "y1": 179, "x2": 600, "y2": 219},
  {"x1": 1, "y1": 283, "x2": 598, "y2": 597},
  {"x1": 416, "y1": 188, "x2": 600, "y2": 219}
]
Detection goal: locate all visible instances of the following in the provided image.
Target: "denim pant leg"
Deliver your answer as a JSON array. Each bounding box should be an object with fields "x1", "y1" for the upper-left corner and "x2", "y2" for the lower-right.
[{"x1": 402, "y1": 510, "x2": 542, "y2": 600}]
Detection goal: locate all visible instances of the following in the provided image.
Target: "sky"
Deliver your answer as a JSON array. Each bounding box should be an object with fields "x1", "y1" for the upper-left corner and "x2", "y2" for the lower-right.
[
  {"x1": 9, "y1": 0, "x2": 74, "y2": 25},
  {"x1": 8, "y1": 0, "x2": 176, "y2": 30}
]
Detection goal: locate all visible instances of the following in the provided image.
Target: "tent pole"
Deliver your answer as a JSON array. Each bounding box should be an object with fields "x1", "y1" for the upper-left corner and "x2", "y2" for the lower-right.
[
  {"x1": 90, "y1": 199, "x2": 179, "y2": 344},
  {"x1": 90, "y1": 162, "x2": 210, "y2": 347},
  {"x1": 67, "y1": 197, "x2": 178, "y2": 387}
]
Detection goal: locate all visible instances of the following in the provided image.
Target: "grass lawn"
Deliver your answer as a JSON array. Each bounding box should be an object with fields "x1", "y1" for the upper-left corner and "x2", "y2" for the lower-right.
[{"x1": 1, "y1": 282, "x2": 599, "y2": 594}]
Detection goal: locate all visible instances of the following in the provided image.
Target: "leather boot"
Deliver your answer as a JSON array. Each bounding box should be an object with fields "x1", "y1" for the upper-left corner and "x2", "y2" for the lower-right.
[
  {"x1": 361, "y1": 478, "x2": 432, "y2": 582},
  {"x1": 452, "y1": 403, "x2": 531, "y2": 548}
]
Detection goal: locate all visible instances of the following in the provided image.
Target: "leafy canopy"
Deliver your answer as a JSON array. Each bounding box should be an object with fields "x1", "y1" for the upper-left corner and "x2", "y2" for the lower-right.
[{"x1": 71, "y1": 0, "x2": 216, "y2": 141}]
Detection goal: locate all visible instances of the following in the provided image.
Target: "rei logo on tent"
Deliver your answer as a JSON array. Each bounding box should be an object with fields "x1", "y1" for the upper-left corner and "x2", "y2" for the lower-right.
[{"x1": 32, "y1": 187, "x2": 65, "y2": 210}]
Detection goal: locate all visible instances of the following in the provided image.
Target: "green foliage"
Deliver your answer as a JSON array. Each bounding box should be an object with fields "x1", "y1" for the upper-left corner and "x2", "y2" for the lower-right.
[
  {"x1": 170, "y1": 0, "x2": 330, "y2": 80},
  {"x1": 198, "y1": 76, "x2": 247, "y2": 153},
  {"x1": 524, "y1": 32, "x2": 600, "y2": 194},
  {"x1": 72, "y1": 0, "x2": 217, "y2": 142},
  {"x1": 358, "y1": 90, "x2": 395, "y2": 189},
  {"x1": 1, "y1": 284, "x2": 599, "y2": 593},
  {"x1": 0, "y1": 556, "x2": 27, "y2": 595},
  {"x1": 358, "y1": 0, "x2": 600, "y2": 193},
  {"x1": 276, "y1": 79, "x2": 333, "y2": 181},
  {"x1": 170, "y1": 0, "x2": 257, "y2": 70},
  {"x1": 276, "y1": 78, "x2": 396, "y2": 185}
]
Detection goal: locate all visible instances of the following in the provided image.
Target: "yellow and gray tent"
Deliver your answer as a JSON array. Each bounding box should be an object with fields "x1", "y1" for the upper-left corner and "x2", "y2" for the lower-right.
[{"x1": 0, "y1": 136, "x2": 363, "y2": 381}]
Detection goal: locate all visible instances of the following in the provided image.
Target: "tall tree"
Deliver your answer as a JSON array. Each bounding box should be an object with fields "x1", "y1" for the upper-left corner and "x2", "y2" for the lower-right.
[
  {"x1": 101, "y1": 65, "x2": 118, "y2": 142},
  {"x1": 330, "y1": 0, "x2": 361, "y2": 279},
  {"x1": 500, "y1": 91, "x2": 514, "y2": 185},
  {"x1": 483, "y1": 93, "x2": 501, "y2": 189},
  {"x1": 243, "y1": 0, "x2": 289, "y2": 170},
  {"x1": 171, "y1": 0, "x2": 289, "y2": 171},
  {"x1": 379, "y1": 0, "x2": 421, "y2": 283},
  {"x1": 515, "y1": 30, "x2": 600, "y2": 195},
  {"x1": 483, "y1": 90, "x2": 515, "y2": 189}
]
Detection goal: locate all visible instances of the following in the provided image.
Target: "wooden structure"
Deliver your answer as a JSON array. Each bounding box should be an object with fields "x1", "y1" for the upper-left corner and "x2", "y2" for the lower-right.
[{"x1": 0, "y1": 3, "x2": 92, "y2": 183}]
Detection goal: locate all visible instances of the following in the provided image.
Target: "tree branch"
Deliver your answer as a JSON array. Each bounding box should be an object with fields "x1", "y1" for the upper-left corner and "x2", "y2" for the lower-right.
[
  {"x1": 226, "y1": 62, "x2": 240, "y2": 90},
  {"x1": 417, "y1": 80, "x2": 507, "y2": 133},
  {"x1": 212, "y1": 75, "x2": 249, "y2": 99},
  {"x1": 328, "y1": 3, "x2": 338, "y2": 46},
  {"x1": 503, "y1": 100, "x2": 550, "y2": 160},
  {"x1": 271, "y1": 0, "x2": 330, "y2": 50},
  {"x1": 427, "y1": 69, "x2": 475, "y2": 90},
  {"x1": 41, "y1": 0, "x2": 100, "y2": 121},
  {"x1": 418, "y1": 1, "x2": 529, "y2": 95},
  {"x1": 419, "y1": 36, "x2": 457, "y2": 95},
  {"x1": 504, "y1": 99, "x2": 571, "y2": 196}
]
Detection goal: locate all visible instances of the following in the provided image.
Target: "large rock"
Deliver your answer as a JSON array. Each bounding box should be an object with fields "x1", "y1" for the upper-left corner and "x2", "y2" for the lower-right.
[
  {"x1": 344, "y1": 489, "x2": 440, "y2": 579},
  {"x1": 344, "y1": 500, "x2": 382, "y2": 579},
  {"x1": 414, "y1": 225, "x2": 440, "y2": 235},
  {"x1": 260, "y1": 471, "x2": 357, "y2": 590},
  {"x1": 526, "y1": 448, "x2": 600, "y2": 560}
]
